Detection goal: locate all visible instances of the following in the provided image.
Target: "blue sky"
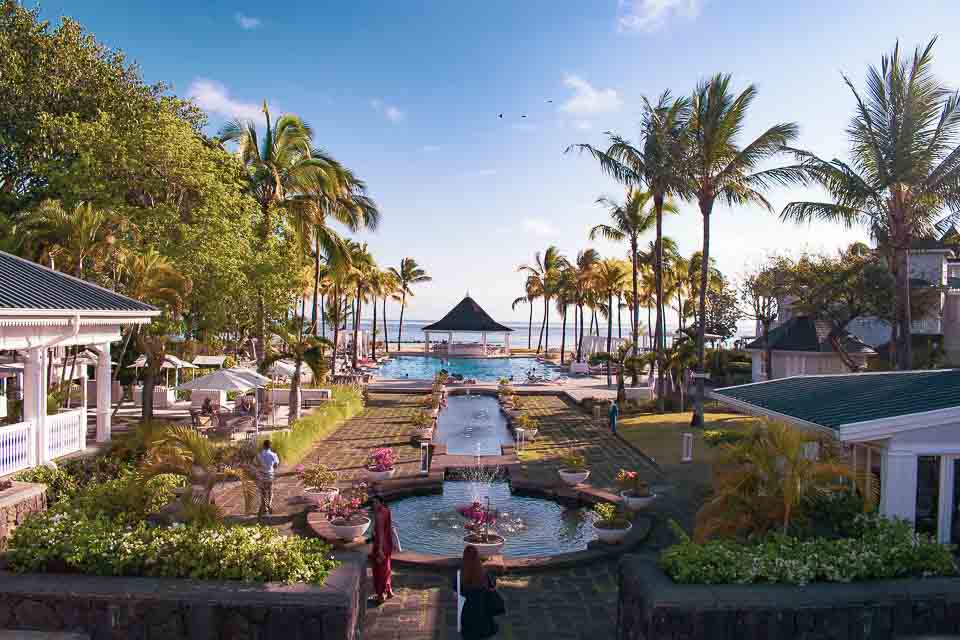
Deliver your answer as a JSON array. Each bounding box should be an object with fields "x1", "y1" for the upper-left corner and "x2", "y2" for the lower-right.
[{"x1": 40, "y1": 0, "x2": 960, "y2": 322}]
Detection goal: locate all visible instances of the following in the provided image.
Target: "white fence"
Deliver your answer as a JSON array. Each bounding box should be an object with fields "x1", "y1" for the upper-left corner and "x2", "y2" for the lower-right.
[
  {"x1": 46, "y1": 408, "x2": 85, "y2": 461},
  {"x1": 0, "y1": 420, "x2": 33, "y2": 477}
]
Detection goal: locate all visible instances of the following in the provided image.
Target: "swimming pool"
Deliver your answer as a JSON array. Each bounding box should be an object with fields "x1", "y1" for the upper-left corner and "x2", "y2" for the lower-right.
[
  {"x1": 435, "y1": 395, "x2": 512, "y2": 456},
  {"x1": 375, "y1": 356, "x2": 556, "y2": 381}
]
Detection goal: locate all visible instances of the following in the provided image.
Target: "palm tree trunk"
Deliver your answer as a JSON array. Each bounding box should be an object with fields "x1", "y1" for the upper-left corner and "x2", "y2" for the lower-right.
[
  {"x1": 572, "y1": 302, "x2": 578, "y2": 359},
  {"x1": 527, "y1": 301, "x2": 533, "y2": 350},
  {"x1": 654, "y1": 195, "x2": 666, "y2": 413},
  {"x1": 396, "y1": 291, "x2": 406, "y2": 351},
  {"x1": 692, "y1": 200, "x2": 713, "y2": 427},
  {"x1": 331, "y1": 286, "x2": 340, "y2": 376},
  {"x1": 606, "y1": 293, "x2": 613, "y2": 387},
  {"x1": 352, "y1": 285, "x2": 362, "y2": 369},
  {"x1": 382, "y1": 297, "x2": 389, "y2": 353},
  {"x1": 560, "y1": 305, "x2": 567, "y2": 365},
  {"x1": 536, "y1": 299, "x2": 546, "y2": 353},
  {"x1": 647, "y1": 305, "x2": 653, "y2": 352},
  {"x1": 617, "y1": 294, "x2": 623, "y2": 340},
  {"x1": 894, "y1": 244, "x2": 913, "y2": 369},
  {"x1": 577, "y1": 304, "x2": 585, "y2": 361},
  {"x1": 544, "y1": 296, "x2": 551, "y2": 356},
  {"x1": 320, "y1": 293, "x2": 326, "y2": 338},
  {"x1": 311, "y1": 236, "x2": 321, "y2": 335},
  {"x1": 290, "y1": 356, "x2": 303, "y2": 421},
  {"x1": 372, "y1": 294, "x2": 378, "y2": 361}
]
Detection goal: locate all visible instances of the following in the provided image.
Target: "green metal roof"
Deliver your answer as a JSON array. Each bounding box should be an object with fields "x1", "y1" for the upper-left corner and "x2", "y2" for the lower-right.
[
  {"x1": 744, "y1": 315, "x2": 874, "y2": 355},
  {"x1": 712, "y1": 369, "x2": 960, "y2": 430}
]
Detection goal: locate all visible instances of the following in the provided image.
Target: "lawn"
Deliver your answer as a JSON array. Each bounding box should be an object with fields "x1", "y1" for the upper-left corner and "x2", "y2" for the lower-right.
[{"x1": 617, "y1": 411, "x2": 759, "y2": 534}]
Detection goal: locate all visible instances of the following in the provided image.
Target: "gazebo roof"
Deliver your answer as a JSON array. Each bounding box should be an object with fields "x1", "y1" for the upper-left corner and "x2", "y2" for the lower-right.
[
  {"x1": 0, "y1": 251, "x2": 156, "y2": 314},
  {"x1": 422, "y1": 296, "x2": 513, "y2": 333}
]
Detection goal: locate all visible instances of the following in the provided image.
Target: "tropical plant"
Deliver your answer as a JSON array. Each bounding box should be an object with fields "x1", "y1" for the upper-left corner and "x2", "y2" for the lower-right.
[
  {"x1": 296, "y1": 463, "x2": 337, "y2": 491},
  {"x1": 684, "y1": 75, "x2": 799, "y2": 426},
  {"x1": 780, "y1": 38, "x2": 960, "y2": 370},
  {"x1": 694, "y1": 421, "x2": 876, "y2": 541},
  {"x1": 140, "y1": 425, "x2": 257, "y2": 514},
  {"x1": 594, "y1": 259, "x2": 628, "y2": 386},
  {"x1": 262, "y1": 316, "x2": 332, "y2": 420},
  {"x1": 20, "y1": 200, "x2": 129, "y2": 276},
  {"x1": 512, "y1": 274, "x2": 543, "y2": 350},
  {"x1": 514, "y1": 413, "x2": 538, "y2": 434},
  {"x1": 592, "y1": 502, "x2": 630, "y2": 529},
  {"x1": 367, "y1": 447, "x2": 397, "y2": 472},
  {"x1": 616, "y1": 469, "x2": 651, "y2": 497},
  {"x1": 390, "y1": 257, "x2": 432, "y2": 350},
  {"x1": 590, "y1": 341, "x2": 643, "y2": 404},
  {"x1": 324, "y1": 481, "x2": 369, "y2": 523},
  {"x1": 561, "y1": 453, "x2": 587, "y2": 471},
  {"x1": 518, "y1": 246, "x2": 568, "y2": 355}
]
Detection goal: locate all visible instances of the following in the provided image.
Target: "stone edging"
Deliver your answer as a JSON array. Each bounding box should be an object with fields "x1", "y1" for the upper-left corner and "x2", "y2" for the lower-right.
[{"x1": 307, "y1": 475, "x2": 654, "y2": 574}]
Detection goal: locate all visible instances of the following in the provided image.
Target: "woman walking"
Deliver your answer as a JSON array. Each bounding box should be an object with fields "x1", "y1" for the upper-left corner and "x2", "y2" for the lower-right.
[
  {"x1": 458, "y1": 545, "x2": 503, "y2": 639},
  {"x1": 370, "y1": 495, "x2": 396, "y2": 604}
]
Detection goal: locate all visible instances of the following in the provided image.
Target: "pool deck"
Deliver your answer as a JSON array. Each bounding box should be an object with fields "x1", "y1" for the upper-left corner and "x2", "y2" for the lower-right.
[{"x1": 368, "y1": 375, "x2": 622, "y2": 403}]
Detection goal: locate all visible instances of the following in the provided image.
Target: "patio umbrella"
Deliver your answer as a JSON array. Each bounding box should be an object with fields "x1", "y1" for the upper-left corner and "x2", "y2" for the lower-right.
[
  {"x1": 264, "y1": 360, "x2": 312, "y2": 381},
  {"x1": 129, "y1": 354, "x2": 198, "y2": 387},
  {"x1": 177, "y1": 369, "x2": 256, "y2": 391},
  {"x1": 226, "y1": 367, "x2": 270, "y2": 387}
]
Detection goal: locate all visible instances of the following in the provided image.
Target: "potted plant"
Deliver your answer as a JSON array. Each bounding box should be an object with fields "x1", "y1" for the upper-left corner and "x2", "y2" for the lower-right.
[
  {"x1": 617, "y1": 469, "x2": 656, "y2": 510},
  {"x1": 367, "y1": 447, "x2": 398, "y2": 481},
  {"x1": 297, "y1": 463, "x2": 339, "y2": 506},
  {"x1": 325, "y1": 482, "x2": 371, "y2": 540},
  {"x1": 513, "y1": 413, "x2": 538, "y2": 440},
  {"x1": 558, "y1": 453, "x2": 590, "y2": 486},
  {"x1": 592, "y1": 502, "x2": 632, "y2": 544},
  {"x1": 459, "y1": 498, "x2": 505, "y2": 558},
  {"x1": 411, "y1": 410, "x2": 435, "y2": 441}
]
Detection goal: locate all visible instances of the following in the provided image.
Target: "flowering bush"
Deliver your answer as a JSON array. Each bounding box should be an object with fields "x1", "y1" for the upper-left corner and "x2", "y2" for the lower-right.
[
  {"x1": 592, "y1": 502, "x2": 630, "y2": 529},
  {"x1": 660, "y1": 516, "x2": 958, "y2": 585},
  {"x1": 7, "y1": 509, "x2": 337, "y2": 584},
  {"x1": 368, "y1": 447, "x2": 397, "y2": 471},
  {"x1": 296, "y1": 463, "x2": 337, "y2": 491},
  {"x1": 616, "y1": 469, "x2": 650, "y2": 496},
  {"x1": 324, "y1": 481, "x2": 369, "y2": 523}
]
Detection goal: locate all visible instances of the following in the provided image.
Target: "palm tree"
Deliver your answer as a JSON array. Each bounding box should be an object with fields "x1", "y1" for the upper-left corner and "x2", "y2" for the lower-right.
[
  {"x1": 21, "y1": 200, "x2": 127, "y2": 276},
  {"x1": 390, "y1": 258, "x2": 432, "y2": 351},
  {"x1": 595, "y1": 259, "x2": 628, "y2": 385},
  {"x1": 511, "y1": 275, "x2": 542, "y2": 350},
  {"x1": 684, "y1": 74, "x2": 799, "y2": 426},
  {"x1": 555, "y1": 266, "x2": 578, "y2": 365},
  {"x1": 781, "y1": 39, "x2": 960, "y2": 370},
  {"x1": 571, "y1": 249, "x2": 601, "y2": 360},
  {"x1": 378, "y1": 269, "x2": 400, "y2": 354},
  {"x1": 590, "y1": 189, "x2": 677, "y2": 384},
  {"x1": 347, "y1": 242, "x2": 375, "y2": 369},
  {"x1": 262, "y1": 316, "x2": 332, "y2": 420},
  {"x1": 141, "y1": 425, "x2": 257, "y2": 513},
  {"x1": 518, "y1": 246, "x2": 567, "y2": 355}
]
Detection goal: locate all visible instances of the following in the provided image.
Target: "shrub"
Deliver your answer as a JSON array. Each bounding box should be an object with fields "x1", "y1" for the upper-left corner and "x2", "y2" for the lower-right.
[
  {"x1": 660, "y1": 516, "x2": 957, "y2": 585},
  {"x1": 14, "y1": 465, "x2": 80, "y2": 505},
  {"x1": 368, "y1": 447, "x2": 397, "y2": 471},
  {"x1": 8, "y1": 510, "x2": 338, "y2": 584},
  {"x1": 703, "y1": 429, "x2": 747, "y2": 448},
  {"x1": 592, "y1": 502, "x2": 630, "y2": 528},
  {"x1": 267, "y1": 385, "x2": 363, "y2": 464},
  {"x1": 296, "y1": 463, "x2": 337, "y2": 491},
  {"x1": 561, "y1": 453, "x2": 587, "y2": 471},
  {"x1": 71, "y1": 473, "x2": 181, "y2": 524}
]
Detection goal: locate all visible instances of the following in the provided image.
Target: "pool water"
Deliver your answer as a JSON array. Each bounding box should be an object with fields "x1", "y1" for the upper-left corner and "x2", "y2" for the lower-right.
[
  {"x1": 436, "y1": 395, "x2": 512, "y2": 456},
  {"x1": 376, "y1": 356, "x2": 556, "y2": 381},
  {"x1": 389, "y1": 481, "x2": 597, "y2": 558}
]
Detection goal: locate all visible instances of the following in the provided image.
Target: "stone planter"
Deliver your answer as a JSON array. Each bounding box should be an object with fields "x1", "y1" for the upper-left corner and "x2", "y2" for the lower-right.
[
  {"x1": 330, "y1": 516, "x2": 371, "y2": 540},
  {"x1": 367, "y1": 468, "x2": 397, "y2": 482},
  {"x1": 558, "y1": 468, "x2": 590, "y2": 486},
  {"x1": 593, "y1": 520, "x2": 632, "y2": 544},
  {"x1": 304, "y1": 487, "x2": 339, "y2": 506},
  {"x1": 463, "y1": 533, "x2": 505, "y2": 558},
  {"x1": 620, "y1": 491, "x2": 656, "y2": 511}
]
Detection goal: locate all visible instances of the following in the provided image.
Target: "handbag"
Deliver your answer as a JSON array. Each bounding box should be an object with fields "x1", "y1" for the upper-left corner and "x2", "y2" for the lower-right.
[{"x1": 485, "y1": 576, "x2": 506, "y2": 617}]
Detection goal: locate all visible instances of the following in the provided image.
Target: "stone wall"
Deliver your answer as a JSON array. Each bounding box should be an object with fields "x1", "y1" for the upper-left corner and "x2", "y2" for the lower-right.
[
  {"x1": 618, "y1": 554, "x2": 960, "y2": 640},
  {"x1": 0, "y1": 558, "x2": 365, "y2": 640},
  {"x1": 0, "y1": 482, "x2": 46, "y2": 552}
]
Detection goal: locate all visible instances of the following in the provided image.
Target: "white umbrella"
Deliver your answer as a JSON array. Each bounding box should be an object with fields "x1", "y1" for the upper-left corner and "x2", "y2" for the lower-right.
[
  {"x1": 226, "y1": 367, "x2": 270, "y2": 386},
  {"x1": 177, "y1": 369, "x2": 257, "y2": 391},
  {"x1": 264, "y1": 360, "x2": 312, "y2": 381},
  {"x1": 127, "y1": 354, "x2": 198, "y2": 370}
]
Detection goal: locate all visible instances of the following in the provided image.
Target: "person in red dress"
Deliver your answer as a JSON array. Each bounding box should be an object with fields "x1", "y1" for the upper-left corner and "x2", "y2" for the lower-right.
[{"x1": 370, "y1": 495, "x2": 395, "y2": 604}]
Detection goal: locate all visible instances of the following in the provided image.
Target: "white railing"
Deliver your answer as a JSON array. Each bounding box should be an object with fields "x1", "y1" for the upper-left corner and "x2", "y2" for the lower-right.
[
  {"x1": 0, "y1": 420, "x2": 33, "y2": 477},
  {"x1": 46, "y1": 408, "x2": 84, "y2": 461}
]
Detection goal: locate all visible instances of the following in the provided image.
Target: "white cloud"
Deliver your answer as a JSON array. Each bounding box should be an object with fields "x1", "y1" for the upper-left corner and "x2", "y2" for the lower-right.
[
  {"x1": 234, "y1": 12, "x2": 261, "y2": 30},
  {"x1": 370, "y1": 98, "x2": 405, "y2": 123},
  {"x1": 188, "y1": 79, "x2": 261, "y2": 121},
  {"x1": 522, "y1": 217, "x2": 557, "y2": 236},
  {"x1": 420, "y1": 145, "x2": 441, "y2": 153},
  {"x1": 616, "y1": 0, "x2": 701, "y2": 32},
  {"x1": 559, "y1": 75, "x2": 622, "y2": 116}
]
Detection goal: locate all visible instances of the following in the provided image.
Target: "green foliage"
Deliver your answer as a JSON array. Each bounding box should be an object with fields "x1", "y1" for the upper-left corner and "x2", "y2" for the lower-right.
[
  {"x1": 267, "y1": 386, "x2": 364, "y2": 464},
  {"x1": 702, "y1": 429, "x2": 747, "y2": 448},
  {"x1": 14, "y1": 465, "x2": 80, "y2": 505},
  {"x1": 592, "y1": 502, "x2": 630, "y2": 528},
  {"x1": 660, "y1": 515, "x2": 957, "y2": 585},
  {"x1": 561, "y1": 453, "x2": 587, "y2": 471},
  {"x1": 8, "y1": 510, "x2": 338, "y2": 584},
  {"x1": 71, "y1": 473, "x2": 181, "y2": 524}
]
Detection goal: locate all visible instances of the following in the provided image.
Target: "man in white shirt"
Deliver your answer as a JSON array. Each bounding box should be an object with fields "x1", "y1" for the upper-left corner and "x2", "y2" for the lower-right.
[{"x1": 256, "y1": 439, "x2": 280, "y2": 516}]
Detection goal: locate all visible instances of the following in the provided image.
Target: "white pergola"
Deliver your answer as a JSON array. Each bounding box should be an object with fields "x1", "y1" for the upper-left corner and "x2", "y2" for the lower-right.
[{"x1": 0, "y1": 252, "x2": 158, "y2": 475}]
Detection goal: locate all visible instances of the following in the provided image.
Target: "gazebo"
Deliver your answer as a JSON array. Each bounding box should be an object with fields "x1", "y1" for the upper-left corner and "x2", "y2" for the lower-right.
[
  {"x1": 0, "y1": 251, "x2": 157, "y2": 475},
  {"x1": 421, "y1": 295, "x2": 513, "y2": 357}
]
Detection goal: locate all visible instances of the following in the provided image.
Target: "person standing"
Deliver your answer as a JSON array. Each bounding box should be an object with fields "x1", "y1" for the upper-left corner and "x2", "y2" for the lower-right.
[
  {"x1": 608, "y1": 399, "x2": 619, "y2": 435},
  {"x1": 457, "y1": 545, "x2": 503, "y2": 639},
  {"x1": 256, "y1": 439, "x2": 280, "y2": 517},
  {"x1": 370, "y1": 495, "x2": 396, "y2": 604}
]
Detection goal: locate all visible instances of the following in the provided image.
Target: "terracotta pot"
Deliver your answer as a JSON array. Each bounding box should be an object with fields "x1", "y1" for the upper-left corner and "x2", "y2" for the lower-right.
[
  {"x1": 463, "y1": 534, "x2": 505, "y2": 558},
  {"x1": 558, "y1": 469, "x2": 590, "y2": 486},
  {"x1": 367, "y1": 468, "x2": 397, "y2": 482},
  {"x1": 593, "y1": 520, "x2": 632, "y2": 544},
  {"x1": 303, "y1": 487, "x2": 339, "y2": 506},
  {"x1": 330, "y1": 516, "x2": 371, "y2": 540},
  {"x1": 620, "y1": 491, "x2": 656, "y2": 511}
]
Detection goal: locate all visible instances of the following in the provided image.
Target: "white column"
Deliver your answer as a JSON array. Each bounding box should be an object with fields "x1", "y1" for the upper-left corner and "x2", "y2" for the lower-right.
[
  {"x1": 880, "y1": 449, "x2": 917, "y2": 523},
  {"x1": 94, "y1": 342, "x2": 112, "y2": 443},
  {"x1": 425, "y1": 332, "x2": 430, "y2": 355},
  {"x1": 449, "y1": 332, "x2": 454, "y2": 356},
  {"x1": 482, "y1": 333, "x2": 487, "y2": 356},
  {"x1": 79, "y1": 366, "x2": 88, "y2": 451},
  {"x1": 22, "y1": 348, "x2": 48, "y2": 465}
]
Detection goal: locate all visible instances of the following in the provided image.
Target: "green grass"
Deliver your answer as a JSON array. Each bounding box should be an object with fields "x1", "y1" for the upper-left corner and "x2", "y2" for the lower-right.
[
  {"x1": 618, "y1": 411, "x2": 757, "y2": 470},
  {"x1": 267, "y1": 386, "x2": 364, "y2": 465}
]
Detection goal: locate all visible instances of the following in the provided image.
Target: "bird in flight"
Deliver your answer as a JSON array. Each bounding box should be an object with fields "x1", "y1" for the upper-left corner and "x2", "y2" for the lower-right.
[{"x1": 498, "y1": 114, "x2": 503, "y2": 118}]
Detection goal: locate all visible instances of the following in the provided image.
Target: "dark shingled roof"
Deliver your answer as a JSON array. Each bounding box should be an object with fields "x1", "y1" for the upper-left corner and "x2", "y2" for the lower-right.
[
  {"x1": 0, "y1": 251, "x2": 156, "y2": 313},
  {"x1": 422, "y1": 296, "x2": 512, "y2": 333},
  {"x1": 744, "y1": 315, "x2": 874, "y2": 355},
  {"x1": 712, "y1": 369, "x2": 960, "y2": 430}
]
